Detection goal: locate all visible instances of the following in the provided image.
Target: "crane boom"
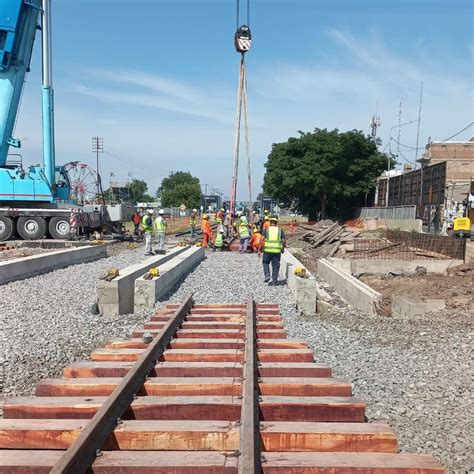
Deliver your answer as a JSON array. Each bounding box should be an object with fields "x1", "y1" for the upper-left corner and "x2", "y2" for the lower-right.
[{"x1": 0, "y1": 0, "x2": 41, "y2": 166}]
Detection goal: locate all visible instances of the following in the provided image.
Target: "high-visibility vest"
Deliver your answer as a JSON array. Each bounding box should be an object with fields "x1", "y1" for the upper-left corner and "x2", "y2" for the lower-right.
[
  {"x1": 239, "y1": 224, "x2": 250, "y2": 238},
  {"x1": 215, "y1": 233, "x2": 224, "y2": 248},
  {"x1": 189, "y1": 216, "x2": 197, "y2": 226},
  {"x1": 216, "y1": 213, "x2": 223, "y2": 224},
  {"x1": 141, "y1": 215, "x2": 153, "y2": 232},
  {"x1": 264, "y1": 226, "x2": 282, "y2": 254},
  {"x1": 154, "y1": 217, "x2": 166, "y2": 232}
]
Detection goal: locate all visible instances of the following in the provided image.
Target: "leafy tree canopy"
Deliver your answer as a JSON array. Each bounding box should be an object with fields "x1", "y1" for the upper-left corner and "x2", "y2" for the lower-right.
[
  {"x1": 159, "y1": 171, "x2": 202, "y2": 209},
  {"x1": 129, "y1": 179, "x2": 151, "y2": 203},
  {"x1": 263, "y1": 128, "x2": 390, "y2": 220}
]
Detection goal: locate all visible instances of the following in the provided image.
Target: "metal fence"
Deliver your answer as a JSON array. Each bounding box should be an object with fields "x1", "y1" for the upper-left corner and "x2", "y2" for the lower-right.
[
  {"x1": 358, "y1": 205, "x2": 417, "y2": 220},
  {"x1": 383, "y1": 229, "x2": 465, "y2": 260}
]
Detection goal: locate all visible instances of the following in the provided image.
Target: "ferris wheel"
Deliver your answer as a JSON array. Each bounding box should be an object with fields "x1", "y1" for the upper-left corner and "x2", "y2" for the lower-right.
[{"x1": 64, "y1": 162, "x2": 100, "y2": 204}]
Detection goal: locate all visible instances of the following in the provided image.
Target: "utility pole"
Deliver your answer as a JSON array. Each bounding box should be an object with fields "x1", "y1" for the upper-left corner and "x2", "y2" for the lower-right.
[
  {"x1": 92, "y1": 136, "x2": 104, "y2": 197},
  {"x1": 415, "y1": 82, "x2": 424, "y2": 168}
]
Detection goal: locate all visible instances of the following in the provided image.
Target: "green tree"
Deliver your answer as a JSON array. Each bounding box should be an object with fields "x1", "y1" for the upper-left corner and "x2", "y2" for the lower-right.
[
  {"x1": 159, "y1": 171, "x2": 202, "y2": 209},
  {"x1": 263, "y1": 128, "x2": 389, "y2": 220},
  {"x1": 129, "y1": 179, "x2": 150, "y2": 203}
]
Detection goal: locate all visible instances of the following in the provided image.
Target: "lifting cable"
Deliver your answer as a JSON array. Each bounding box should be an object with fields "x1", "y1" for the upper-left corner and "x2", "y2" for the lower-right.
[{"x1": 230, "y1": 0, "x2": 252, "y2": 215}]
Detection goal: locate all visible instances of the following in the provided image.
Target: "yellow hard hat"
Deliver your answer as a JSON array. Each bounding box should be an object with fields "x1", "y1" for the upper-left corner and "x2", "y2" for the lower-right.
[
  {"x1": 264, "y1": 215, "x2": 269, "y2": 220},
  {"x1": 202, "y1": 213, "x2": 208, "y2": 219}
]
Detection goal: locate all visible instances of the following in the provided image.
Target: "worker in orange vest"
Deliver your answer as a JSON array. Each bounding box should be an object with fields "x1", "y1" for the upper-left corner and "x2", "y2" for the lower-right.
[
  {"x1": 261, "y1": 215, "x2": 270, "y2": 233},
  {"x1": 249, "y1": 225, "x2": 262, "y2": 252},
  {"x1": 201, "y1": 214, "x2": 215, "y2": 248}
]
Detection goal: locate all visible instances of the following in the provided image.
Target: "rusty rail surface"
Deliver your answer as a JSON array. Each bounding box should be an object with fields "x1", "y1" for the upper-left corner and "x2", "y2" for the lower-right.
[
  {"x1": 0, "y1": 297, "x2": 444, "y2": 473},
  {"x1": 51, "y1": 294, "x2": 194, "y2": 473}
]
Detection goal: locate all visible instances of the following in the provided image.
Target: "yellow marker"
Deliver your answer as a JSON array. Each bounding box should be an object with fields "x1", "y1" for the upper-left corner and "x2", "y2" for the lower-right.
[
  {"x1": 149, "y1": 268, "x2": 160, "y2": 278},
  {"x1": 294, "y1": 267, "x2": 307, "y2": 278}
]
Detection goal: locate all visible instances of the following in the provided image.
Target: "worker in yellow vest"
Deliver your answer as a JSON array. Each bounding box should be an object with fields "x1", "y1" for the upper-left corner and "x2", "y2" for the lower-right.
[
  {"x1": 238, "y1": 215, "x2": 251, "y2": 252},
  {"x1": 141, "y1": 209, "x2": 154, "y2": 256},
  {"x1": 154, "y1": 209, "x2": 167, "y2": 254},
  {"x1": 214, "y1": 230, "x2": 225, "y2": 252},
  {"x1": 189, "y1": 209, "x2": 198, "y2": 239},
  {"x1": 258, "y1": 215, "x2": 286, "y2": 285}
]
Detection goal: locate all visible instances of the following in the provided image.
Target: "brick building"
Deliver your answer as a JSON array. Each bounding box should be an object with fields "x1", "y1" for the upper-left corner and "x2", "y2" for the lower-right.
[{"x1": 419, "y1": 137, "x2": 474, "y2": 183}]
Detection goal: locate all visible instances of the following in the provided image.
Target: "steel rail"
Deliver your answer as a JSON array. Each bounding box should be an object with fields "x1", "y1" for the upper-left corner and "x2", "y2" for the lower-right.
[
  {"x1": 238, "y1": 293, "x2": 261, "y2": 473},
  {"x1": 50, "y1": 293, "x2": 194, "y2": 474}
]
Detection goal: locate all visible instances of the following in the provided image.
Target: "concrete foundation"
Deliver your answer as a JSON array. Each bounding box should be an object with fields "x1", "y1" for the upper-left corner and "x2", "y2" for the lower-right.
[
  {"x1": 392, "y1": 295, "x2": 446, "y2": 318},
  {"x1": 334, "y1": 258, "x2": 464, "y2": 275},
  {"x1": 134, "y1": 246, "x2": 205, "y2": 311},
  {"x1": 97, "y1": 246, "x2": 188, "y2": 315},
  {"x1": 281, "y1": 249, "x2": 337, "y2": 315},
  {"x1": 0, "y1": 245, "x2": 107, "y2": 285},
  {"x1": 317, "y1": 258, "x2": 382, "y2": 316}
]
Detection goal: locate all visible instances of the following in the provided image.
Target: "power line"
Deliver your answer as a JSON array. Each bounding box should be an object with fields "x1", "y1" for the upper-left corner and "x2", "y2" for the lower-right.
[{"x1": 441, "y1": 122, "x2": 474, "y2": 142}]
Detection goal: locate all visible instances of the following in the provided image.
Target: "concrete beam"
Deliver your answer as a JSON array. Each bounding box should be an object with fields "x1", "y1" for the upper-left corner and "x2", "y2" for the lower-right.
[
  {"x1": 317, "y1": 258, "x2": 382, "y2": 316},
  {"x1": 97, "y1": 246, "x2": 188, "y2": 315},
  {"x1": 134, "y1": 246, "x2": 205, "y2": 312},
  {"x1": 392, "y1": 295, "x2": 446, "y2": 318},
  {"x1": 0, "y1": 245, "x2": 107, "y2": 285},
  {"x1": 347, "y1": 259, "x2": 463, "y2": 275},
  {"x1": 281, "y1": 249, "x2": 337, "y2": 316}
]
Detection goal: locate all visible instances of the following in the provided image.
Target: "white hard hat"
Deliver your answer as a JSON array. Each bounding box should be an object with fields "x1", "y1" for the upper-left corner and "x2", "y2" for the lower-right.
[
  {"x1": 192, "y1": 209, "x2": 197, "y2": 212},
  {"x1": 147, "y1": 209, "x2": 154, "y2": 214},
  {"x1": 159, "y1": 209, "x2": 164, "y2": 215}
]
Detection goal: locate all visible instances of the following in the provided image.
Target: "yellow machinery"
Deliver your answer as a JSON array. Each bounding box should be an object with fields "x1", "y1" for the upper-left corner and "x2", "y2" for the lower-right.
[{"x1": 453, "y1": 217, "x2": 471, "y2": 238}]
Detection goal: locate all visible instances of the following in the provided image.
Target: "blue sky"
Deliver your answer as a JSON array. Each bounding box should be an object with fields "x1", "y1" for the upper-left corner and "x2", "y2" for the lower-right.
[{"x1": 15, "y1": 0, "x2": 474, "y2": 199}]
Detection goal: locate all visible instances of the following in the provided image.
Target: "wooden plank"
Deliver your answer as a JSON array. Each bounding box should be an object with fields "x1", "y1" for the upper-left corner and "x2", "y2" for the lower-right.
[
  {"x1": 259, "y1": 396, "x2": 365, "y2": 422},
  {"x1": 63, "y1": 362, "x2": 330, "y2": 379},
  {"x1": 260, "y1": 422, "x2": 398, "y2": 452},
  {"x1": 90, "y1": 348, "x2": 246, "y2": 363},
  {"x1": 104, "y1": 338, "x2": 306, "y2": 350},
  {"x1": 36, "y1": 377, "x2": 242, "y2": 397},
  {"x1": 258, "y1": 349, "x2": 314, "y2": 363},
  {"x1": 259, "y1": 378, "x2": 351, "y2": 396},
  {"x1": 261, "y1": 452, "x2": 444, "y2": 473},
  {"x1": 2, "y1": 396, "x2": 241, "y2": 421},
  {"x1": 259, "y1": 363, "x2": 331, "y2": 378},
  {"x1": 0, "y1": 451, "x2": 239, "y2": 473},
  {"x1": 0, "y1": 419, "x2": 240, "y2": 451}
]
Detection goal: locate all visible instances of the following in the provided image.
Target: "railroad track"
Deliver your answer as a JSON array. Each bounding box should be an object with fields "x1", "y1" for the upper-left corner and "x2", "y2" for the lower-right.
[{"x1": 0, "y1": 295, "x2": 443, "y2": 473}]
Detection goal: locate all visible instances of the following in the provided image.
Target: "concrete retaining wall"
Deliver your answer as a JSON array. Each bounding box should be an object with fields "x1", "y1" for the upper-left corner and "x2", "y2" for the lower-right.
[
  {"x1": 97, "y1": 246, "x2": 188, "y2": 315},
  {"x1": 348, "y1": 258, "x2": 463, "y2": 275},
  {"x1": 135, "y1": 246, "x2": 205, "y2": 311},
  {"x1": 317, "y1": 258, "x2": 382, "y2": 316},
  {"x1": 0, "y1": 245, "x2": 107, "y2": 285}
]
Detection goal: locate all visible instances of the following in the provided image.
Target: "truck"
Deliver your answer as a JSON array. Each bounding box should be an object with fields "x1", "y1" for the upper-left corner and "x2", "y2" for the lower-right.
[{"x1": 0, "y1": 0, "x2": 88, "y2": 241}]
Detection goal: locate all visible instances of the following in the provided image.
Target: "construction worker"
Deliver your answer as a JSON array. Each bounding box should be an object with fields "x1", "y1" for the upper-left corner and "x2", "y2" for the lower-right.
[
  {"x1": 249, "y1": 225, "x2": 262, "y2": 252},
  {"x1": 154, "y1": 209, "x2": 167, "y2": 254},
  {"x1": 141, "y1": 209, "x2": 154, "y2": 256},
  {"x1": 238, "y1": 215, "x2": 251, "y2": 252},
  {"x1": 214, "y1": 230, "x2": 225, "y2": 252},
  {"x1": 251, "y1": 210, "x2": 260, "y2": 227},
  {"x1": 261, "y1": 215, "x2": 270, "y2": 233},
  {"x1": 216, "y1": 208, "x2": 225, "y2": 233},
  {"x1": 131, "y1": 209, "x2": 141, "y2": 236},
  {"x1": 258, "y1": 215, "x2": 286, "y2": 285},
  {"x1": 224, "y1": 210, "x2": 232, "y2": 237},
  {"x1": 189, "y1": 209, "x2": 198, "y2": 238},
  {"x1": 201, "y1": 213, "x2": 215, "y2": 248}
]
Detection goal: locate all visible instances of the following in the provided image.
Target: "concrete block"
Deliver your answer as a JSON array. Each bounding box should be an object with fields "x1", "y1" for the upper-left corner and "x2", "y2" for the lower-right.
[
  {"x1": 134, "y1": 246, "x2": 205, "y2": 311},
  {"x1": 97, "y1": 246, "x2": 188, "y2": 315},
  {"x1": 326, "y1": 258, "x2": 351, "y2": 274},
  {"x1": 392, "y1": 295, "x2": 446, "y2": 318},
  {"x1": 317, "y1": 258, "x2": 382, "y2": 316},
  {"x1": 349, "y1": 259, "x2": 463, "y2": 275},
  {"x1": 0, "y1": 245, "x2": 107, "y2": 285}
]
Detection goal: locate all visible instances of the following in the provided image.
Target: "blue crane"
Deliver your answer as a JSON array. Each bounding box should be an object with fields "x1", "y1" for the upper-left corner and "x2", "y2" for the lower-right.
[{"x1": 0, "y1": 0, "x2": 72, "y2": 240}]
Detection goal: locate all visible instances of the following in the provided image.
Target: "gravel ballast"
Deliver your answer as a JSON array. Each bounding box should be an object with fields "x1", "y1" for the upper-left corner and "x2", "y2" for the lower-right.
[
  {"x1": 0, "y1": 244, "x2": 149, "y2": 397},
  {"x1": 1, "y1": 250, "x2": 471, "y2": 473}
]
